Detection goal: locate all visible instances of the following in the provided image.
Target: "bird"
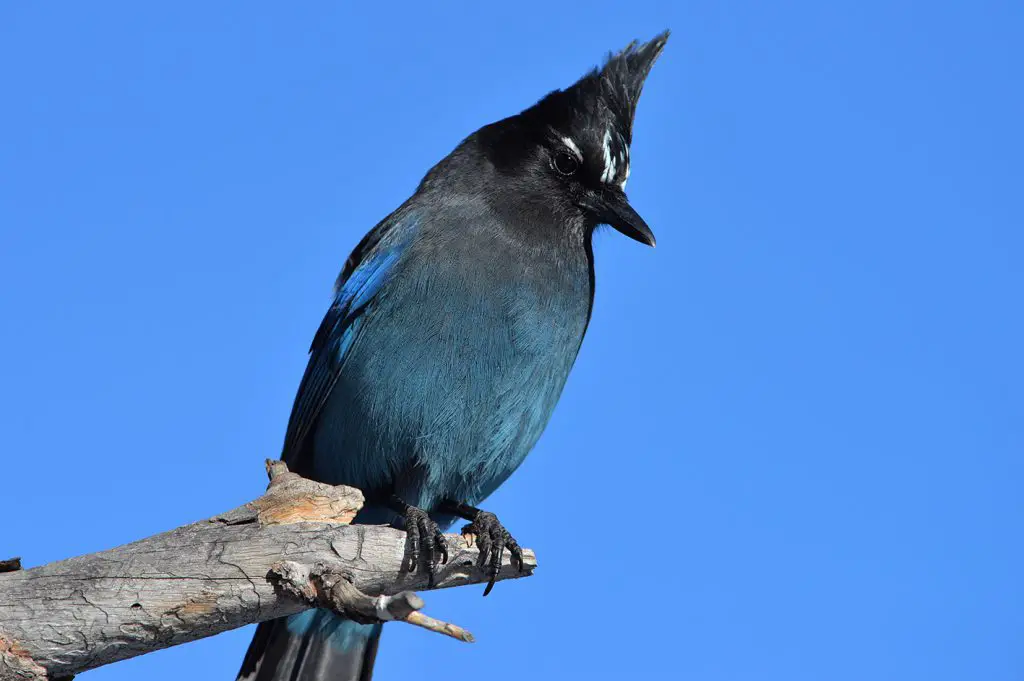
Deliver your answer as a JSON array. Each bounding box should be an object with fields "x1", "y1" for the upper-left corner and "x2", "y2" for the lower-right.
[{"x1": 236, "y1": 31, "x2": 669, "y2": 681}]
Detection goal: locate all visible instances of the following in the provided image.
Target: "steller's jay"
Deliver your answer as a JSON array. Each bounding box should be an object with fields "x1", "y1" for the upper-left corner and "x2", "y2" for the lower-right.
[{"x1": 237, "y1": 31, "x2": 668, "y2": 681}]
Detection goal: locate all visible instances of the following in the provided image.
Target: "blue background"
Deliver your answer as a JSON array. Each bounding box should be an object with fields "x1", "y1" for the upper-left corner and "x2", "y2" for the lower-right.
[{"x1": 2, "y1": 2, "x2": 1021, "y2": 679}]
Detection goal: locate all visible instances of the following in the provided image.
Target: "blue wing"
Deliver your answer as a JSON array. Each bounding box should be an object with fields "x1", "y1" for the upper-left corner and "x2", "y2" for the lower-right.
[{"x1": 281, "y1": 212, "x2": 417, "y2": 468}]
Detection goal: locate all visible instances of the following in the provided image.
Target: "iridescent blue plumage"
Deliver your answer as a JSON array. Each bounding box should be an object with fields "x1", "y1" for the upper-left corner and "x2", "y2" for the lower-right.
[
  {"x1": 280, "y1": 215, "x2": 420, "y2": 467},
  {"x1": 237, "y1": 31, "x2": 667, "y2": 681}
]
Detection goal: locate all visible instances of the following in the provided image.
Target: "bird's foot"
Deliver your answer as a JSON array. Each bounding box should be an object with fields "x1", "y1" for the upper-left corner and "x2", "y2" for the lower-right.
[
  {"x1": 460, "y1": 510, "x2": 525, "y2": 596},
  {"x1": 389, "y1": 496, "x2": 448, "y2": 586}
]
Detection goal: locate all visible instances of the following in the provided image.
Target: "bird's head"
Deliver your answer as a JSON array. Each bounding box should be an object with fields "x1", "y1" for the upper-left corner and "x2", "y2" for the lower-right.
[{"x1": 474, "y1": 31, "x2": 668, "y2": 247}]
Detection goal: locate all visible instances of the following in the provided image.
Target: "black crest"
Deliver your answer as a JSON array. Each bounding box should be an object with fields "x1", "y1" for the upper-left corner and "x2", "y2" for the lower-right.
[
  {"x1": 430, "y1": 32, "x2": 668, "y2": 196},
  {"x1": 527, "y1": 31, "x2": 669, "y2": 144}
]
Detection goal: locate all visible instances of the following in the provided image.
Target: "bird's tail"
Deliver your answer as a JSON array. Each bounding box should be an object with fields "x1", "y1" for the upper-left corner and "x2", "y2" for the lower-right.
[{"x1": 236, "y1": 609, "x2": 382, "y2": 681}]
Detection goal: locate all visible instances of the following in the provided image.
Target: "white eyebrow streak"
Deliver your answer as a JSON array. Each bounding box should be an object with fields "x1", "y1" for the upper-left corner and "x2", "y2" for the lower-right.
[
  {"x1": 619, "y1": 144, "x2": 630, "y2": 188},
  {"x1": 601, "y1": 128, "x2": 616, "y2": 183},
  {"x1": 561, "y1": 136, "x2": 582, "y2": 159}
]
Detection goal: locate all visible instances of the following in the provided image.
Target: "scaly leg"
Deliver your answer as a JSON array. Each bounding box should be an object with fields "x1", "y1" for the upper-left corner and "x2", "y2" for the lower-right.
[
  {"x1": 388, "y1": 495, "x2": 448, "y2": 586},
  {"x1": 441, "y1": 500, "x2": 525, "y2": 596}
]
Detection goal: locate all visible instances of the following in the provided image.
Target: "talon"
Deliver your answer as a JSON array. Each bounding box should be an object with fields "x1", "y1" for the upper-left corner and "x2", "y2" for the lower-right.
[
  {"x1": 485, "y1": 525, "x2": 504, "y2": 596},
  {"x1": 420, "y1": 518, "x2": 436, "y2": 585},
  {"x1": 391, "y1": 497, "x2": 447, "y2": 584},
  {"x1": 508, "y1": 539, "x2": 525, "y2": 572},
  {"x1": 473, "y1": 523, "x2": 492, "y2": 571},
  {"x1": 455, "y1": 509, "x2": 523, "y2": 596},
  {"x1": 437, "y1": 532, "x2": 449, "y2": 565},
  {"x1": 405, "y1": 515, "x2": 421, "y2": 573},
  {"x1": 424, "y1": 518, "x2": 448, "y2": 586}
]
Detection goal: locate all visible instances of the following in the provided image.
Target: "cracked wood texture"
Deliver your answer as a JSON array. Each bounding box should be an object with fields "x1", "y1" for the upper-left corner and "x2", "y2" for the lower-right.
[{"x1": 0, "y1": 465, "x2": 536, "y2": 680}]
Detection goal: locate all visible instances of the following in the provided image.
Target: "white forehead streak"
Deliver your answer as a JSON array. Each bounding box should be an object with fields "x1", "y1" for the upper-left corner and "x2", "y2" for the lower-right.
[
  {"x1": 561, "y1": 136, "x2": 582, "y2": 159},
  {"x1": 601, "y1": 128, "x2": 616, "y2": 183},
  {"x1": 618, "y1": 142, "x2": 626, "y2": 187}
]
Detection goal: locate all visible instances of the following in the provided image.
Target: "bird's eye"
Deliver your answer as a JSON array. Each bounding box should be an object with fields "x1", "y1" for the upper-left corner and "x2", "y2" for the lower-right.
[{"x1": 552, "y1": 150, "x2": 580, "y2": 176}]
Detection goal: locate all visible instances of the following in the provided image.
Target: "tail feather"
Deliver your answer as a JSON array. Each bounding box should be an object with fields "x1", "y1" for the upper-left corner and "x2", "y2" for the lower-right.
[{"x1": 237, "y1": 610, "x2": 382, "y2": 681}]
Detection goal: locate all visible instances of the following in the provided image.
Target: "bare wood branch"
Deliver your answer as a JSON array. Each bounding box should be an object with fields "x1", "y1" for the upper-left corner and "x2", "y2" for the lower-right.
[{"x1": 0, "y1": 462, "x2": 535, "y2": 680}]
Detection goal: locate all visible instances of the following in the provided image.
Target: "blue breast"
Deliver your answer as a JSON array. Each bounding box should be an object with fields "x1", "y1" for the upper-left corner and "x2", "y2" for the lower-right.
[{"x1": 292, "y1": 203, "x2": 592, "y2": 511}]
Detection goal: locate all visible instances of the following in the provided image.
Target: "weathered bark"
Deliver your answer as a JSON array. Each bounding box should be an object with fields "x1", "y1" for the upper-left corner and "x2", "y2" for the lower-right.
[{"x1": 0, "y1": 461, "x2": 535, "y2": 680}]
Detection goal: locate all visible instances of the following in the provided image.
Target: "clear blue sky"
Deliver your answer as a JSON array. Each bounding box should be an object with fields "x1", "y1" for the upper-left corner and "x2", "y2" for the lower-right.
[{"x1": 2, "y1": 2, "x2": 1021, "y2": 680}]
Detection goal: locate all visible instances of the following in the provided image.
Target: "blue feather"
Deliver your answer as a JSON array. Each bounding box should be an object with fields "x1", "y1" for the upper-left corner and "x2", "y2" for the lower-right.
[
  {"x1": 338, "y1": 250, "x2": 401, "y2": 316},
  {"x1": 280, "y1": 214, "x2": 419, "y2": 462}
]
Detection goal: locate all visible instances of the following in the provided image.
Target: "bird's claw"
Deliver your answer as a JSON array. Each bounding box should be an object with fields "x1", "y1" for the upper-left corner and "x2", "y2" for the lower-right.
[
  {"x1": 460, "y1": 511, "x2": 525, "y2": 596},
  {"x1": 400, "y1": 505, "x2": 448, "y2": 586}
]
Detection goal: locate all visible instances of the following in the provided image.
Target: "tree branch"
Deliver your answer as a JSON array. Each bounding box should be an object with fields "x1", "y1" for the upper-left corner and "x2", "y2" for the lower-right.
[{"x1": 0, "y1": 461, "x2": 535, "y2": 680}]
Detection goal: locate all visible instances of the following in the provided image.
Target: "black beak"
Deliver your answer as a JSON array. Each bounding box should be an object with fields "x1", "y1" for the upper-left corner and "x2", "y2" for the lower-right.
[{"x1": 588, "y1": 188, "x2": 656, "y2": 247}]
